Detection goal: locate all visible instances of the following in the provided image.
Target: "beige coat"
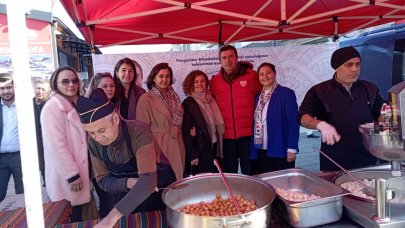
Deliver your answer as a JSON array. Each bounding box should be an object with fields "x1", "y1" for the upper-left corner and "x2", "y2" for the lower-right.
[{"x1": 136, "y1": 91, "x2": 185, "y2": 180}]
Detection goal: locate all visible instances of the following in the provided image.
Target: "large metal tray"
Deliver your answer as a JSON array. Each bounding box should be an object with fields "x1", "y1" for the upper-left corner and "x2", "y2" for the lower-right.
[
  {"x1": 323, "y1": 166, "x2": 405, "y2": 228},
  {"x1": 255, "y1": 168, "x2": 350, "y2": 228}
]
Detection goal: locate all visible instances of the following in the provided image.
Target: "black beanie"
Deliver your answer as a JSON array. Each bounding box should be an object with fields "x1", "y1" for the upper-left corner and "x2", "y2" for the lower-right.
[
  {"x1": 76, "y1": 88, "x2": 115, "y2": 124},
  {"x1": 330, "y1": 46, "x2": 361, "y2": 69}
]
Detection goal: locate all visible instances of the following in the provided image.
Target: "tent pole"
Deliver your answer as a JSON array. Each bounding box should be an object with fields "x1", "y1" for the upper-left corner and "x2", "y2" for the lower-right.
[{"x1": 6, "y1": 1, "x2": 45, "y2": 227}]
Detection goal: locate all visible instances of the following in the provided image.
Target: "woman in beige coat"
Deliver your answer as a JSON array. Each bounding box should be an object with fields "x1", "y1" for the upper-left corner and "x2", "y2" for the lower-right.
[{"x1": 136, "y1": 63, "x2": 185, "y2": 180}]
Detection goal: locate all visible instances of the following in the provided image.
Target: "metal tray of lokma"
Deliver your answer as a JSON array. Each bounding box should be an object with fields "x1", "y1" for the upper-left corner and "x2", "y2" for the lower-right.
[{"x1": 255, "y1": 168, "x2": 349, "y2": 227}]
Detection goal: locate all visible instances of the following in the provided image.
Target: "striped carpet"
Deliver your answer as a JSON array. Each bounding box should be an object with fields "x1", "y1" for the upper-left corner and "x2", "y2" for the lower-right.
[
  {"x1": 55, "y1": 210, "x2": 167, "y2": 228},
  {"x1": 0, "y1": 200, "x2": 71, "y2": 227}
]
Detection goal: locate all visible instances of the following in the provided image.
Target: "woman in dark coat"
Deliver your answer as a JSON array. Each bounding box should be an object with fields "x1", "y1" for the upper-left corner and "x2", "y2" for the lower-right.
[
  {"x1": 113, "y1": 58, "x2": 145, "y2": 120},
  {"x1": 182, "y1": 70, "x2": 225, "y2": 175}
]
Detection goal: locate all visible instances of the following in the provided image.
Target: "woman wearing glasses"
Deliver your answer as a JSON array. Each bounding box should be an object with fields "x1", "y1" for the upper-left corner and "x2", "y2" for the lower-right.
[{"x1": 41, "y1": 66, "x2": 95, "y2": 222}]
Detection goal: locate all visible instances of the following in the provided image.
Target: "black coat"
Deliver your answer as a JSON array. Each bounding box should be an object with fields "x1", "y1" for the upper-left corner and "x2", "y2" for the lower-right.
[
  {"x1": 182, "y1": 97, "x2": 215, "y2": 174},
  {"x1": 299, "y1": 78, "x2": 384, "y2": 171},
  {"x1": 33, "y1": 98, "x2": 46, "y2": 171}
]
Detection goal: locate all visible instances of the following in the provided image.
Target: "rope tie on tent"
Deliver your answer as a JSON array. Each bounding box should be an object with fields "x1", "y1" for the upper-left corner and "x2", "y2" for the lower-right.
[
  {"x1": 75, "y1": 21, "x2": 85, "y2": 27},
  {"x1": 333, "y1": 17, "x2": 339, "y2": 42},
  {"x1": 218, "y1": 20, "x2": 223, "y2": 47}
]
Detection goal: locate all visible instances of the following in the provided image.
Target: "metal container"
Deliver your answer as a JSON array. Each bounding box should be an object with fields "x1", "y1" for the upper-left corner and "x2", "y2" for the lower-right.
[
  {"x1": 162, "y1": 173, "x2": 275, "y2": 228},
  {"x1": 255, "y1": 168, "x2": 349, "y2": 228},
  {"x1": 332, "y1": 167, "x2": 405, "y2": 228},
  {"x1": 334, "y1": 170, "x2": 405, "y2": 204},
  {"x1": 359, "y1": 123, "x2": 405, "y2": 161}
]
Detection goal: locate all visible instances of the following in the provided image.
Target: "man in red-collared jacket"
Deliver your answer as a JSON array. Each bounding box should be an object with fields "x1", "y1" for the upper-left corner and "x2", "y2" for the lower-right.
[{"x1": 210, "y1": 45, "x2": 261, "y2": 174}]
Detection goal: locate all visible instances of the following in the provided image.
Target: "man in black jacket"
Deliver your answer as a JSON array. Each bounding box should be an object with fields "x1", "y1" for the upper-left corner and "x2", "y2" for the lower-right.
[
  {"x1": 298, "y1": 46, "x2": 384, "y2": 171},
  {"x1": 33, "y1": 79, "x2": 50, "y2": 187}
]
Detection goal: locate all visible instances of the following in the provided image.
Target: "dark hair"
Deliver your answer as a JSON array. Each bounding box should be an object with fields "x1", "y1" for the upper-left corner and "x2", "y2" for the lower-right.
[
  {"x1": 146, "y1": 63, "x2": 174, "y2": 90},
  {"x1": 85, "y1": 72, "x2": 114, "y2": 98},
  {"x1": 50, "y1": 66, "x2": 80, "y2": 97},
  {"x1": 182, "y1": 70, "x2": 209, "y2": 96},
  {"x1": 0, "y1": 73, "x2": 13, "y2": 84},
  {"x1": 132, "y1": 60, "x2": 143, "y2": 83},
  {"x1": 218, "y1": 45, "x2": 238, "y2": 59},
  {"x1": 257, "y1": 62, "x2": 276, "y2": 74},
  {"x1": 113, "y1": 58, "x2": 138, "y2": 101}
]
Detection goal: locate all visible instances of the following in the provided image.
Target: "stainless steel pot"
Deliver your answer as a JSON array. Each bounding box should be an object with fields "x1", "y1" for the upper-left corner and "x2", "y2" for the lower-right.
[
  {"x1": 359, "y1": 123, "x2": 405, "y2": 161},
  {"x1": 162, "y1": 173, "x2": 275, "y2": 228}
]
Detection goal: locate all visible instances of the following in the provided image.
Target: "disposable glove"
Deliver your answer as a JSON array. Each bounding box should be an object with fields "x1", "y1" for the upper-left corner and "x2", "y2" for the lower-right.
[{"x1": 316, "y1": 121, "x2": 341, "y2": 145}]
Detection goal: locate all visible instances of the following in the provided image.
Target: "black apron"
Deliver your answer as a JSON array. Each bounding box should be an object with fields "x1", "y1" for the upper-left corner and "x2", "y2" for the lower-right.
[{"x1": 99, "y1": 121, "x2": 176, "y2": 216}]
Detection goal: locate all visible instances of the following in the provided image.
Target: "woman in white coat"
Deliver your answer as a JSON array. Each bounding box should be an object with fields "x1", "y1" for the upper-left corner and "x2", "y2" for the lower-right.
[{"x1": 41, "y1": 66, "x2": 92, "y2": 222}]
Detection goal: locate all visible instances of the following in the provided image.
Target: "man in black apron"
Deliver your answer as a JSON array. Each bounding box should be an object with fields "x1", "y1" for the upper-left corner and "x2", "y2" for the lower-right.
[
  {"x1": 298, "y1": 46, "x2": 384, "y2": 171},
  {"x1": 76, "y1": 88, "x2": 176, "y2": 227}
]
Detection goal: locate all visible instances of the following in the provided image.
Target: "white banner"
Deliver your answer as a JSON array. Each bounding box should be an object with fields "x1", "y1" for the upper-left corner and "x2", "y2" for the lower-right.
[{"x1": 92, "y1": 43, "x2": 338, "y2": 104}]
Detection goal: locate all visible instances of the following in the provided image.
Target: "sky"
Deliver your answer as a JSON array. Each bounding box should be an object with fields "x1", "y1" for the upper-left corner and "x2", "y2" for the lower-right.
[{"x1": 1, "y1": 0, "x2": 172, "y2": 54}]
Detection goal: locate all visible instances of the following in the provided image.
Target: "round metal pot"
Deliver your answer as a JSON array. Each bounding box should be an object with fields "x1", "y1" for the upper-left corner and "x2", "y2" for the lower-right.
[
  {"x1": 162, "y1": 173, "x2": 275, "y2": 228},
  {"x1": 359, "y1": 123, "x2": 405, "y2": 161},
  {"x1": 334, "y1": 170, "x2": 404, "y2": 203}
]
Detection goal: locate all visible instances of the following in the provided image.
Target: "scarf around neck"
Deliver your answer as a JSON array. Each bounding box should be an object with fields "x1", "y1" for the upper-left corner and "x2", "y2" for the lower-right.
[
  {"x1": 115, "y1": 85, "x2": 145, "y2": 120},
  {"x1": 191, "y1": 90, "x2": 225, "y2": 141},
  {"x1": 152, "y1": 86, "x2": 183, "y2": 126},
  {"x1": 253, "y1": 83, "x2": 278, "y2": 148}
]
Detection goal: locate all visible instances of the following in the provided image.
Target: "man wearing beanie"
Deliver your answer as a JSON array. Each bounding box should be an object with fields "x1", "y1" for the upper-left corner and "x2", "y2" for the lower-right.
[
  {"x1": 298, "y1": 46, "x2": 384, "y2": 171},
  {"x1": 76, "y1": 88, "x2": 176, "y2": 226}
]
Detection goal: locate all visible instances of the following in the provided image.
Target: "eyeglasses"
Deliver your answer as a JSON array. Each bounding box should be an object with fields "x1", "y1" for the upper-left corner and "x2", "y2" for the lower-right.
[{"x1": 57, "y1": 78, "x2": 80, "y2": 86}]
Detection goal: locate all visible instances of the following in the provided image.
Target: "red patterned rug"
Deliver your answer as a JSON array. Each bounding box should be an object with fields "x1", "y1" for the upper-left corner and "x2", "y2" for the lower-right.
[{"x1": 0, "y1": 200, "x2": 71, "y2": 227}]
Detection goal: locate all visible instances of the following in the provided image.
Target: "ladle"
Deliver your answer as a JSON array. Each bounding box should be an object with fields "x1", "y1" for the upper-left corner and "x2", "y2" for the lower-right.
[
  {"x1": 154, "y1": 183, "x2": 189, "y2": 192},
  {"x1": 214, "y1": 159, "x2": 242, "y2": 214},
  {"x1": 314, "y1": 147, "x2": 375, "y2": 197}
]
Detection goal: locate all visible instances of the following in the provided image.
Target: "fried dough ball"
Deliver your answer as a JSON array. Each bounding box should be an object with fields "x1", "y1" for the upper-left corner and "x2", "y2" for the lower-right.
[{"x1": 178, "y1": 194, "x2": 257, "y2": 216}]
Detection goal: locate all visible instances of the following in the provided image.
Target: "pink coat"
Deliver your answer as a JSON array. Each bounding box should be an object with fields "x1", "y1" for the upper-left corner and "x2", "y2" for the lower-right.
[{"x1": 41, "y1": 94, "x2": 90, "y2": 206}]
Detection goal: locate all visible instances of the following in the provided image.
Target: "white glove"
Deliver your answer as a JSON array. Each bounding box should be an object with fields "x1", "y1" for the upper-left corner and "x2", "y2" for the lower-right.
[{"x1": 316, "y1": 121, "x2": 341, "y2": 145}]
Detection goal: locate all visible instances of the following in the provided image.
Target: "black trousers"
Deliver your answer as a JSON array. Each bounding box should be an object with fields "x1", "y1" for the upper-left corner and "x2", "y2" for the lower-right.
[
  {"x1": 252, "y1": 149, "x2": 295, "y2": 175},
  {"x1": 223, "y1": 137, "x2": 251, "y2": 175},
  {"x1": 0, "y1": 152, "x2": 23, "y2": 203}
]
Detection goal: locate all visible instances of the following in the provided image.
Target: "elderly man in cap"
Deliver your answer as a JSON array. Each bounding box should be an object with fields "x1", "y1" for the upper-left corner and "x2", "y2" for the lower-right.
[
  {"x1": 76, "y1": 88, "x2": 176, "y2": 227},
  {"x1": 298, "y1": 46, "x2": 384, "y2": 171}
]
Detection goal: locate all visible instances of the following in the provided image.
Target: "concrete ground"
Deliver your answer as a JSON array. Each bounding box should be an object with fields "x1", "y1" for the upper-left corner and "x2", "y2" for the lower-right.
[
  {"x1": 0, "y1": 128, "x2": 321, "y2": 211},
  {"x1": 295, "y1": 130, "x2": 321, "y2": 172}
]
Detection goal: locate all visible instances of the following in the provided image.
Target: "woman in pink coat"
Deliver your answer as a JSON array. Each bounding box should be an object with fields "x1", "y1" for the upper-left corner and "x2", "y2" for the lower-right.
[{"x1": 41, "y1": 66, "x2": 91, "y2": 222}]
